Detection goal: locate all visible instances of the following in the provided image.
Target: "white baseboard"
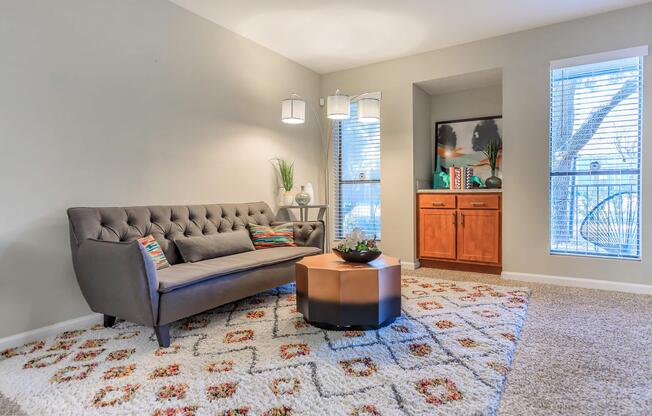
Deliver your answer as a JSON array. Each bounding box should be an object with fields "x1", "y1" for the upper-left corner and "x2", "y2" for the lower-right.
[
  {"x1": 501, "y1": 271, "x2": 652, "y2": 295},
  {"x1": 0, "y1": 313, "x2": 102, "y2": 351},
  {"x1": 401, "y1": 260, "x2": 420, "y2": 270}
]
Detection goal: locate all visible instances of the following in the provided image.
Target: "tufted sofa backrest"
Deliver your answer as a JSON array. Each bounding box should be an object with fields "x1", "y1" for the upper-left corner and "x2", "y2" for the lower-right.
[{"x1": 68, "y1": 202, "x2": 275, "y2": 265}]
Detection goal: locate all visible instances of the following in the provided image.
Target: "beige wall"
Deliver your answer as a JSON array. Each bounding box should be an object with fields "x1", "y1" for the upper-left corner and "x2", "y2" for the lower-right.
[
  {"x1": 321, "y1": 3, "x2": 652, "y2": 285},
  {"x1": 0, "y1": 0, "x2": 322, "y2": 338},
  {"x1": 412, "y1": 85, "x2": 433, "y2": 187},
  {"x1": 431, "y1": 85, "x2": 503, "y2": 125},
  {"x1": 411, "y1": 85, "x2": 432, "y2": 259}
]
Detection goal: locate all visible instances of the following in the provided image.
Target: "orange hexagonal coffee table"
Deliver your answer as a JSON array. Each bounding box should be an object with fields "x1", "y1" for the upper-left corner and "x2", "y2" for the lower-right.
[{"x1": 295, "y1": 253, "x2": 401, "y2": 329}]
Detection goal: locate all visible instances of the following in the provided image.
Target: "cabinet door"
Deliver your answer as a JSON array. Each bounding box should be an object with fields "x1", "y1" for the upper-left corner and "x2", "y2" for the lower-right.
[
  {"x1": 419, "y1": 209, "x2": 457, "y2": 259},
  {"x1": 457, "y1": 210, "x2": 500, "y2": 264}
]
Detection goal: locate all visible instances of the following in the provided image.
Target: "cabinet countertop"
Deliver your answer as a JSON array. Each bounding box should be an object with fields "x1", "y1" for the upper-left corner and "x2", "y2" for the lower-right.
[{"x1": 417, "y1": 189, "x2": 502, "y2": 194}]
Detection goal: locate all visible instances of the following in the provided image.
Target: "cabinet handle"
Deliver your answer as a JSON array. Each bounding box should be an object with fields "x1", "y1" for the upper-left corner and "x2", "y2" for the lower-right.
[
  {"x1": 431, "y1": 202, "x2": 444, "y2": 206},
  {"x1": 460, "y1": 212, "x2": 464, "y2": 225},
  {"x1": 452, "y1": 212, "x2": 456, "y2": 224},
  {"x1": 471, "y1": 202, "x2": 486, "y2": 207}
]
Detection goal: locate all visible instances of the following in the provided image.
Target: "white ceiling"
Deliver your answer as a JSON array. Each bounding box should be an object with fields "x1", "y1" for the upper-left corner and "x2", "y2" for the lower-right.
[{"x1": 169, "y1": 0, "x2": 650, "y2": 74}]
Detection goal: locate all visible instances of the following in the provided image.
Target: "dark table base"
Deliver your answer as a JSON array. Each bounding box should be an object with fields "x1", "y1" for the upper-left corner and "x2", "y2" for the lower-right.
[{"x1": 305, "y1": 317, "x2": 397, "y2": 331}]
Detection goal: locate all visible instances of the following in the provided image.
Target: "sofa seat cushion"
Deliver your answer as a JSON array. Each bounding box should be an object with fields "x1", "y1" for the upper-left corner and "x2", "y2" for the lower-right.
[{"x1": 156, "y1": 246, "x2": 321, "y2": 293}]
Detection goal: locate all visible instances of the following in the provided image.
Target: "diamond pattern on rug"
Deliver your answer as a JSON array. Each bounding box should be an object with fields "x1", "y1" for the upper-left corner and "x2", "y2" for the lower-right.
[{"x1": 0, "y1": 276, "x2": 529, "y2": 415}]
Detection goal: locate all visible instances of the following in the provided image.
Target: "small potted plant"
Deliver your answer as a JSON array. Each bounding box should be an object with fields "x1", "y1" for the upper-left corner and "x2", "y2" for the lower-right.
[
  {"x1": 333, "y1": 228, "x2": 381, "y2": 263},
  {"x1": 483, "y1": 137, "x2": 502, "y2": 188},
  {"x1": 273, "y1": 158, "x2": 295, "y2": 205}
]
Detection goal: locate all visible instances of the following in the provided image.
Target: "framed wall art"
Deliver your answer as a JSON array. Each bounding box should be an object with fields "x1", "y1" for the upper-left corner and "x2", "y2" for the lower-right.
[{"x1": 434, "y1": 116, "x2": 503, "y2": 182}]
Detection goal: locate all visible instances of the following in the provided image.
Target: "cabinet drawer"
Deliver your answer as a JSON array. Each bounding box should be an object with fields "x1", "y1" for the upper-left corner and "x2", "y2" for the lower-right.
[
  {"x1": 457, "y1": 194, "x2": 500, "y2": 210},
  {"x1": 419, "y1": 194, "x2": 456, "y2": 209}
]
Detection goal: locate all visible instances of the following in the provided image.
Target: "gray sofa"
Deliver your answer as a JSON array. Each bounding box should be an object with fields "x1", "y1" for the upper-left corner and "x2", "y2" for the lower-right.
[{"x1": 67, "y1": 202, "x2": 323, "y2": 347}]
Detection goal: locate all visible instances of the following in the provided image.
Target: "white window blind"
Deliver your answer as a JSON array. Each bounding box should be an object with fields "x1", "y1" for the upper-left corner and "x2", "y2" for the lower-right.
[
  {"x1": 332, "y1": 101, "x2": 381, "y2": 240},
  {"x1": 550, "y1": 55, "x2": 643, "y2": 259}
]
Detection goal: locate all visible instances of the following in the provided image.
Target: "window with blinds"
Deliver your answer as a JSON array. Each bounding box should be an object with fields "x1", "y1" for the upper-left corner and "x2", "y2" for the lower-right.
[
  {"x1": 550, "y1": 54, "x2": 643, "y2": 259},
  {"x1": 332, "y1": 101, "x2": 381, "y2": 240}
]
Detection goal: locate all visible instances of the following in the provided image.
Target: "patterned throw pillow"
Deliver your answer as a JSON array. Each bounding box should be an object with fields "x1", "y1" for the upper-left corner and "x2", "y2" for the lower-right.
[
  {"x1": 137, "y1": 235, "x2": 170, "y2": 270},
  {"x1": 248, "y1": 223, "x2": 296, "y2": 249}
]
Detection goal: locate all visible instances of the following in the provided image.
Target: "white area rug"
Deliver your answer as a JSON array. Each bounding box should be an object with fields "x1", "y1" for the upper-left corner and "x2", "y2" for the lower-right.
[{"x1": 0, "y1": 276, "x2": 529, "y2": 415}]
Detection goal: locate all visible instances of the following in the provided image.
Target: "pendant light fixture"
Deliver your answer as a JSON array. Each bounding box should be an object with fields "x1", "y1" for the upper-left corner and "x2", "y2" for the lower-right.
[
  {"x1": 357, "y1": 96, "x2": 380, "y2": 122},
  {"x1": 281, "y1": 91, "x2": 380, "y2": 124},
  {"x1": 326, "y1": 90, "x2": 351, "y2": 120},
  {"x1": 278, "y1": 90, "x2": 380, "y2": 251},
  {"x1": 281, "y1": 95, "x2": 306, "y2": 124}
]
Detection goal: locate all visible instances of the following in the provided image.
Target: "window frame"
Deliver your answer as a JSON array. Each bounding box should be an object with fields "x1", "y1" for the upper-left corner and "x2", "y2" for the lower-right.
[
  {"x1": 548, "y1": 53, "x2": 644, "y2": 260},
  {"x1": 332, "y1": 100, "x2": 381, "y2": 241}
]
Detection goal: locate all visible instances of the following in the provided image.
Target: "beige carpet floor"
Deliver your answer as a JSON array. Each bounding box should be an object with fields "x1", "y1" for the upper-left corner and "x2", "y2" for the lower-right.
[
  {"x1": 1, "y1": 268, "x2": 650, "y2": 415},
  {"x1": 403, "y1": 268, "x2": 652, "y2": 415}
]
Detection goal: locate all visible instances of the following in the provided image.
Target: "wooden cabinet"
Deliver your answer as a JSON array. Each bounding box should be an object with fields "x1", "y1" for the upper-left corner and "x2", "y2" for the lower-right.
[
  {"x1": 457, "y1": 210, "x2": 500, "y2": 263},
  {"x1": 418, "y1": 192, "x2": 501, "y2": 273},
  {"x1": 419, "y1": 209, "x2": 457, "y2": 259}
]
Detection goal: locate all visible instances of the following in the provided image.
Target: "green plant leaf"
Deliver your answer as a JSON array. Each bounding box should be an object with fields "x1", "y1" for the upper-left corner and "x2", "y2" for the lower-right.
[{"x1": 272, "y1": 158, "x2": 294, "y2": 191}]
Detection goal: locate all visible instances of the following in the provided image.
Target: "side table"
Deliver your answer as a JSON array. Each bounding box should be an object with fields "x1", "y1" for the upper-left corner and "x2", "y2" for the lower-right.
[
  {"x1": 277, "y1": 204, "x2": 328, "y2": 222},
  {"x1": 295, "y1": 253, "x2": 402, "y2": 329}
]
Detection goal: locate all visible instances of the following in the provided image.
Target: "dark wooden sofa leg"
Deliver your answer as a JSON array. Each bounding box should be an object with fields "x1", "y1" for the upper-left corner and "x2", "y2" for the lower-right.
[
  {"x1": 104, "y1": 315, "x2": 116, "y2": 328},
  {"x1": 154, "y1": 325, "x2": 170, "y2": 348}
]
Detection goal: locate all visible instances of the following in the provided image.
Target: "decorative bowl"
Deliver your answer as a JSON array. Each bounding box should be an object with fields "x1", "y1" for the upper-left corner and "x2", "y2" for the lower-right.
[{"x1": 332, "y1": 248, "x2": 382, "y2": 263}]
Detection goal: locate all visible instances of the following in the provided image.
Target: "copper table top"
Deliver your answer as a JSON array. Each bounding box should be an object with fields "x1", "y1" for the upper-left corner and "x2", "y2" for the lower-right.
[{"x1": 296, "y1": 252, "x2": 400, "y2": 271}]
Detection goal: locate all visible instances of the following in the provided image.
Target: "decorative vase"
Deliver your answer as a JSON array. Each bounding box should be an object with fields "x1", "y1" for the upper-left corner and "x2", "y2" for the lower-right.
[
  {"x1": 303, "y1": 182, "x2": 315, "y2": 204},
  {"x1": 295, "y1": 186, "x2": 311, "y2": 206},
  {"x1": 485, "y1": 168, "x2": 502, "y2": 189},
  {"x1": 282, "y1": 190, "x2": 294, "y2": 206}
]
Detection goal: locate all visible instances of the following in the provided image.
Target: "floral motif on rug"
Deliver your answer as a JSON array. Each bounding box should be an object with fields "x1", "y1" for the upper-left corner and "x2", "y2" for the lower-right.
[{"x1": 0, "y1": 276, "x2": 529, "y2": 415}]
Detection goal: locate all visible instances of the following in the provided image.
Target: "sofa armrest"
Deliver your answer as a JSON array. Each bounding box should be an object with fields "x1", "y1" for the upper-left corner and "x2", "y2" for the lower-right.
[
  {"x1": 274, "y1": 221, "x2": 324, "y2": 251},
  {"x1": 74, "y1": 239, "x2": 159, "y2": 326}
]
